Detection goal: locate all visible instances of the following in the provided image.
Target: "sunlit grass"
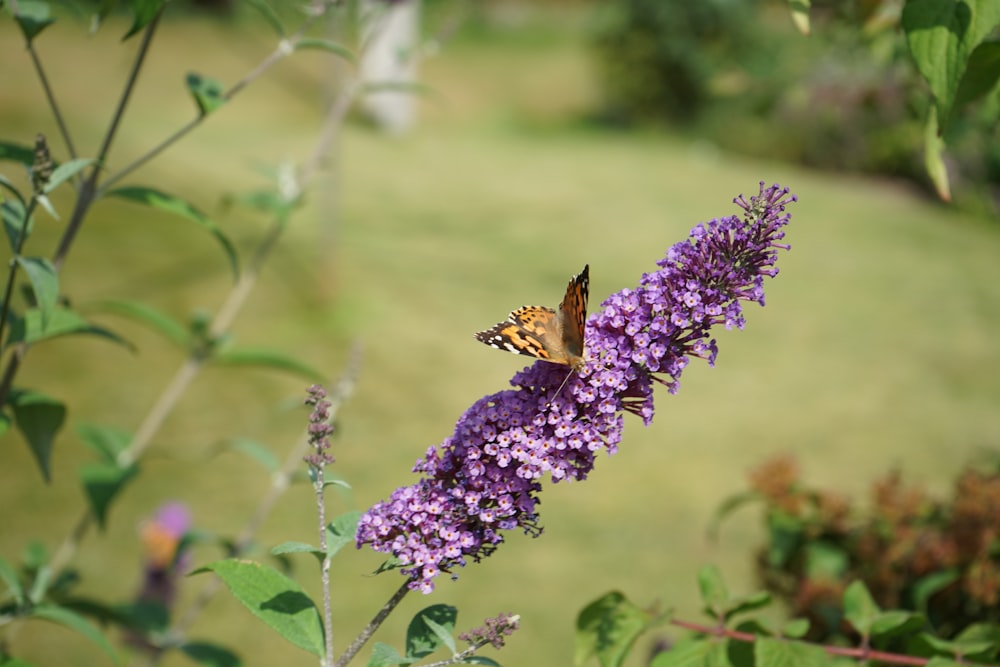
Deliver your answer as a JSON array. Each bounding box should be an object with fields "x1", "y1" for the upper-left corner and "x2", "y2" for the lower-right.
[{"x1": 1, "y1": 8, "x2": 999, "y2": 666}]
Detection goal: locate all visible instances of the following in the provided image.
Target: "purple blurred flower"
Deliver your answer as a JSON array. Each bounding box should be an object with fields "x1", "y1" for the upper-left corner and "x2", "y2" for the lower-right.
[
  {"x1": 357, "y1": 183, "x2": 796, "y2": 592},
  {"x1": 125, "y1": 502, "x2": 192, "y2": 652}
]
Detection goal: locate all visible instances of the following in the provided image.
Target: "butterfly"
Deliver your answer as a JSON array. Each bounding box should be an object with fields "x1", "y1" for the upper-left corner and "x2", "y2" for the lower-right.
[{"x1": 474, "y1": 264, "x2": 589, "y2": 371}]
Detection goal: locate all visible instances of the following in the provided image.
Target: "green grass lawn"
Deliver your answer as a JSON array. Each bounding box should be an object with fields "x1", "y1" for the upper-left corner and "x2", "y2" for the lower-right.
[{"x1": 1, "y1": 8, "x2": 999, "y2": 666}]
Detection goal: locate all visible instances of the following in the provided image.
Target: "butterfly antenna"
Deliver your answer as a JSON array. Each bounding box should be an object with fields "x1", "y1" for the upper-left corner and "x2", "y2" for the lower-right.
[{"x1": 547, "y1": 367, "x2": 576, "y2": 406}]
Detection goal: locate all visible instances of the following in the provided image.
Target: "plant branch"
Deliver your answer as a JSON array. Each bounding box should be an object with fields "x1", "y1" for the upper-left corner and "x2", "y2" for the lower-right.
[
  {"x1": 52, "y1": 9, "x2": 163, "y2": 270},
  {"x1": 334, "y1": 580, "x2": 412, "y2": 667},
  {"x1": 421, "y1": 640, "x2": 494, "y2": 667},
  {"x1": 25, "y1": 46, "x2": 78, "y2": 161},
  {"x1": 670, "y1": 618, "x2": 937, "y2": 667},
  {"x1": 98, "y1": 2, "x2": 342, "y2": 196},
  {"x1": 163, "y1": 348, "x2": 361, "y2": 653},
  {"x1": 0, "y1": 196, "x2": 39, "y2": 354},
  {"x1": 316, "y1": 465, "x2": 335, "y2": 667}
]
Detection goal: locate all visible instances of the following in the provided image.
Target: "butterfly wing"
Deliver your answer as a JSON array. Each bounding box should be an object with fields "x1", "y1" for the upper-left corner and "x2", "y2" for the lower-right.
[
  {"x1": 556, "y1": 264, "x2": 589, "y2": 367},
  {"x1": 475, "y1": 306, "x2": 561, "y2": 361},
  {"x1": 474, "y1": 264, "x2": 590, "y2": 368}
]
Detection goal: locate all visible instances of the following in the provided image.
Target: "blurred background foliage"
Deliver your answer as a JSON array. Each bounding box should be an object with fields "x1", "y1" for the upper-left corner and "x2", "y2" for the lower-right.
[{"x1": 1, "y1": 0, "x2": 999, "y2": 665}]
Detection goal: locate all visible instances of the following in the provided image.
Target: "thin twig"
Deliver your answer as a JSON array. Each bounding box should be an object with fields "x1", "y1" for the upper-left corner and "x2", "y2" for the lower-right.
[
  {"x1": 164, "y1": 348, "x2": 361, "y2": 649},
  {"x1": 98, "y1": 1, "x2": 343, "y2": 196},
  {"x1": 421, "y1": 641, "x2": 492, "y2": 667},
  {"x1": 669, "y1": 619, "x2": 939, "y2": 667},
  {"x1": 0, "y1": 197, "x2": 38, "y2": 357},
  {"x1": 25, "y1": 46, "x2": 78, "y2": 161},
  {"x1": 52, "y1": 9, "x2": 163, "y2": 270},
  {"x1": 316, "y1": 464, "x2": 335, "y2": 667},
  {"x1": 333, "y1": 580, "x2": 412, "y2": 667}
]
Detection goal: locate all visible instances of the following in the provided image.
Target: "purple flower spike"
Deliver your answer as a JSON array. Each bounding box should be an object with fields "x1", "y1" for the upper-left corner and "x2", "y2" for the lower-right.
[{"x1": 357, "y1": 183, "x2": 796, "y2": 592}]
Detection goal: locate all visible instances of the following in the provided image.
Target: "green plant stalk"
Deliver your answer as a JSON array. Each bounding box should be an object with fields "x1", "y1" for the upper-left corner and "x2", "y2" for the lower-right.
[
  {"x1": 147, "y1": 348, "x2": 361, "y2": 667},
  {"x1": 46, "y1": 5, "x2": 360, "y2": 592},
  {"x1": 315, "y1": 466, "x2": 336, "y2": 667},
  {"x1": 52, "y1": 9, "x2": 163, "y2": 270},
  {"x1": 96, "y1": 3, "x2": 338, "y2": 196},
  {"x1": 0, "y1": 10, "x2": 164, "y2": 410},
  {"x1": 422, "y1": 640, "x2": 495, "y2": 667},
  {"x1": 0, "y1": 196, "x2": 39, "y2": 354},
  {"x1": 333, "y1": 581, "x2": 412, "y2": 667},
  {"x1": 25, "y1": 44, "x2": 78, "y2": 163}
]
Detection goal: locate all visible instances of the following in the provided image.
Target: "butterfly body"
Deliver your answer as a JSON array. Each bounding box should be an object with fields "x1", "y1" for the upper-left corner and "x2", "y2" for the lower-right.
[{"x1": 475, "y1": 264, "x2": 589, "y2": 371}]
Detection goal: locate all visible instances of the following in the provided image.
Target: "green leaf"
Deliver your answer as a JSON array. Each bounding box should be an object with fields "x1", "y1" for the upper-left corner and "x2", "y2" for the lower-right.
[
  {"x1": 294, "y1": 38, "x2": 356, "y2": 63},
  {"x1": 115, "y1": 599, "x2": 169, "y2": 634},
  {"x1": 923, "y1": 106, "x2": 951, "y2": 202},
  {"x1": 12, "y1": 0, "x2": 56, "y2": 43},
  {"x1": 803, "y1": 541, "x2": 849, "y2": 580},
  {"x1": 406, "y1": 604, "x2": 457, "y2": 659},
  {"x1": 6, "y1": 307, "x2": 134, "y2": 349},
  {"x1": 79, "y1": 462, "x2": 139, "y2": 530},
  {"x1": 697, "y1": 564, "x2": 729, "y2": 616},
  {"x1": 42, "y1": 158, "x2": 95, "y2": 194},
  {"x1": 229, "y1": 188, "x2": 299, "y2": 219},
  {"x1": 15, "y1": 258, "x2": 58, "y2": 328},
  {"x1": 903, "y1": 0, "x2": 1000, "y2": 126},
  {"x1": 954, "y1": 40, "x2": 1000, "y2": 109},
  {"x1": 649, "y1": 636, "x2": 725, "y2": 667},
  {"x1": 180, "y1": 641, "x2": 243, "y2": 667},
  {"x1": 9, "y1": 389, "x2": 66, "y2": 483},
  {"x1": 212, "y1": 348, "x2": 324, "y2": 382},
  {"x1": 326, "y1": 511, "x2": 361, "y2": 558},
  {"x1": 764, "y1": 510, "x2": 804, "y2": 568},
  {"x1": 783, "y1": 618, "x2": 810, "y2": 639},
  {"x1": 22, "y1": 541, "x2": 48, "y2": 570},
  {"x1": 366, "y1": 642, "x2": 415, "y2": 667},
  {"x1": 106, "y1": 186, "x2": 238, "y2": 278},
  {"x1": 842, "y1": 580, "x2": 880, "y2": 636},
  {"x1": 217, "y1": 437, "x2": 279, "y2": 472},
  {"x1": 461, "y1": 658, "x2": 500, "y2": 666},
  {"x1": 0, "y1": 412, "x2": 12, "y2": 438},
  {"x1": 2, "y1": 198, "x2": 32, "y2": 252},
  {"x1": 30, "y1": 604, "x2": 119, "y2": 663},
  {"x1": 755, "y1": 636, "x2": 827, "y2": 667},
  {"x1": 270, "y1": 542, "x2": 323, "y2": 564},
  {"x1": 725, "y1": 590, "x2": 771, "y2": 620},
  {"x1": 93, "y1": 299, "x2": 189, "y2": 347},
  {"x1": 192, "y1": 560, "x2": 324, "y2": 657},
  {"x1": 912, "y1": 569, "x2": 959, "y2": 614},
  {"x1": 0, "y1": 141, "x2": 36, "y2": 167},
  {"x1": 76, "y1": 423, "x2": 132, "y2": 464},
  {"x1": 34, "y1": 194, "x2": 59, "y2": 222},
  {"x1": 924, "y1": 658, "x2": 966, "y2": 667},
  {"x1": 186, "y1": 72, "x2": 227, "y2": 116},
  {"x1": 706, "y1": 490, "x2": 760, "y2": 541},
  {"x1": 244, "y1": 0, "x2": 284, "y2": 36},
  {"x1": 917, "y1": 632, "x2": 994, "y2": 657},
  {"x1": 0, "y1": 555, "x2": 25, "y2": 606},
  {"x1": 870, "y1": 610, "x2": 925, "y2": 639},
  {"x1": 89, "y1": 0, "x2": 121, "y2": 31},
  {"x1": 422, "y1": 614, "x2": 457, "y2": 655},
  {"x1": 787, "y1": 0, "x2": 810, "y2": 35},
  {"x1": 122, "y1": 0, "x2": 165, "y2": 39},
  {"x1": 575, "y1": 591, "x2": 660, "y2": 667}
]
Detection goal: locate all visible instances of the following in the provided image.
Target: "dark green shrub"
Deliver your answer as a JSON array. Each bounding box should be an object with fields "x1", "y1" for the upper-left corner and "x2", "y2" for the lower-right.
[
  {"x1": 728, "y1": 455, "x2": 1000, "y2": 643},
  {"x1": 590, "y1": 0, "x2": 752, "y2": 123}
]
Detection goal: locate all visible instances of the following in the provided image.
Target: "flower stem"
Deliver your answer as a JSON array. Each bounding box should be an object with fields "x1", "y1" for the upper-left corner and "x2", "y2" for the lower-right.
[{"x1": 334, "y1": 580, "x2": 412, "y2": 667}]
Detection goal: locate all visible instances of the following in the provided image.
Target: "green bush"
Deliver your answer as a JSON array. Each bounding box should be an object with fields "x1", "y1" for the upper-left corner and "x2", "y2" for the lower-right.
[{"x1": 590, "y1": 0, "x2": 752, "y2": 123}]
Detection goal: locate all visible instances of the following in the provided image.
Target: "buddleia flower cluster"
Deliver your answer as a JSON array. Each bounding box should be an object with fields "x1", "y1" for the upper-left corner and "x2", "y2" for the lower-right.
[{"x1": 357, "y1": 182, "x2": 796, "y2": 592}]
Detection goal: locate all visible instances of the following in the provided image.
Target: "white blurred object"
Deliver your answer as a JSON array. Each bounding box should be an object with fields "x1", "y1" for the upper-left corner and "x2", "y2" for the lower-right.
[{"x1": 359, "y1": 0, "x2": 420, "y2": 134}]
